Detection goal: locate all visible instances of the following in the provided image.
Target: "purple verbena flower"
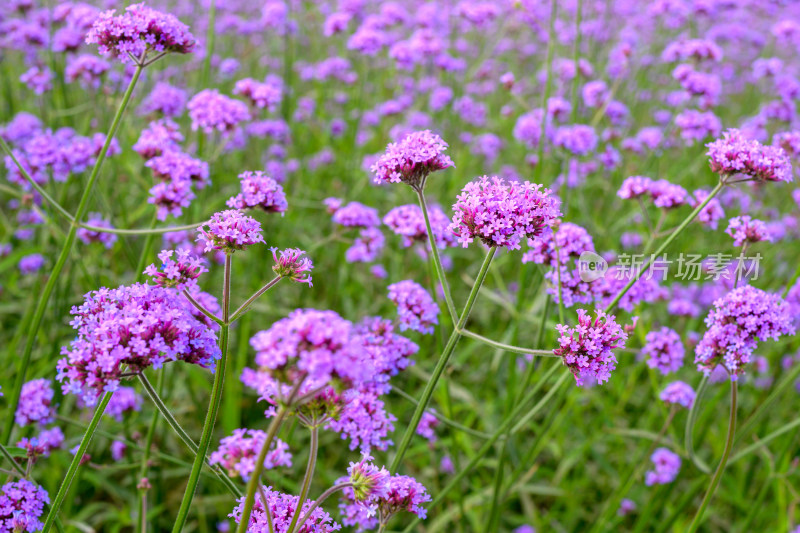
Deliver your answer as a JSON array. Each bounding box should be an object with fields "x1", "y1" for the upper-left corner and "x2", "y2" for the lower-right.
[
  {"x1": 643, "y1": 327, "x2": 685, "y2": 375},
  {"x1": 77, "y1": 213, "x2": 118, "y2": 249},
  {"x1": 15, "y1": 379, "x2": 55, "y2": 426},
  {"x1": 660, "y1": 381, "x2": 696, "y2": 409},
  {"x1": 197, "y1": 210, "x2": 265, "y2": 253},
  {"x1": 0, "y1": 479, "x2": 49, "y2": 532},
  {"x1": 645, "y1": 448, "x2": 680, "y2": 485},
  {"x1": 725, "y1": 216, "x2": 773, "y2": 247},
  {"x1": 133, "y1": 118, "x2": 184, "y2": 159},
  {"x1": 210, "y1": 429, "x2": 292, "y2": 481},
  {"x1": 145, "y1": 248, "x2": 207, "y2": 291},
  {"x1": 331, "y1": 202, "x2": 380, "y2": 228},
  {"x1": 188, "y1": 89, "x2": 251, "y2": 134},
  {"x1": 554, "y1": 309, "x2": 629, "y2": 386},
  {"x1": 227, "y1": 171, "x2": 287, "y2": 214},
  {"x1": 271, "y1": 248, "x2": 313, "y2": 286},
  {"x1": 230, "y1": 486, "x2": 341, "y2": 532},
  {"x1": 707, "y1": 128, "x2": 793, "y2": 183},
  {"x1": 383, "y1": 204, "x2": 456, "y2": 249},
  {"x1": 387, "y1": 280, "x2": 439, "y2": 335},
  {"x1": 371, "y1": 130, "x2": 454, "y2": 188}
]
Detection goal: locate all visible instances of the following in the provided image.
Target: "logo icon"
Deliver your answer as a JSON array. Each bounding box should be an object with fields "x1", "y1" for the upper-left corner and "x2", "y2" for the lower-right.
[{"x1": 577, "y1": 251, "x2": 608, "y2": 282}]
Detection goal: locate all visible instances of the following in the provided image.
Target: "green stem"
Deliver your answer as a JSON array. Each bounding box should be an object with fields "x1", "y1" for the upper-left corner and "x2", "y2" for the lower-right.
[
  {"x1": 171, "y1": 254, "x2": 232, "y2": 532},
  {"x1": 603, "y1": 181, "x2": 724, "y2": 314},
  {"x1": 0, "y1": 442, "x2": 26, "y2": 477},
  {"x1": 416, "y1": 188, "x2": 457, "y2": 323},
  {"x1": 286, "y1": 426, "x2": 319, "y2": 533},
  {"x1": 81, "y1": 221, "x2": 205, "y2": 235},
  {"x1": 201, "y1": 0, "x2": 217, "y2": 87},
  {"x1": 236, "y1": 407, "x2": 290, "y2": 533},
  {"x1": 229, "y1": 276, "x2": 282, "y2": 322},
  {"x1": 685, "y1": 374, "x2": 712, "y2": 474},
  {"x1": 291, "y1": 483, "x2": 353, "y2": 533},
  {"x1": 137, "y1": 371, "x2": 165, "y2": 533},
  {"x1": 687, "y1": 380, "x2": 738, "y2": 533},
  {"x1": 401, "y1": 366, "x2": 569, "y2": 532},
  {"x1": 42, "y1": 392, "x2": 112, "y2": 532},
  {"x1": 570, "y1": 0, "x2": 583, "y2": 122},
  {"x1": 133, "y1": 213, "x2": 159, "y2": 279},
  {"x1": 390, "y1": 247, "x2": 496, "y2": 473},
  {"x1": 392, "y1": 388, "x2": 492, "y2": 439},
  {"x1": 734, "y1": 362, "x2": 800, "y2": 448},
  {"x1": 459, "y1": 329, "x2": 557, "y2": 357},
  {"x1": 729, "y1": 415, "x2": 800, "y2": 464},
  {"x1": 2, "y1": 63, "x2": 144, "y2": 446}
]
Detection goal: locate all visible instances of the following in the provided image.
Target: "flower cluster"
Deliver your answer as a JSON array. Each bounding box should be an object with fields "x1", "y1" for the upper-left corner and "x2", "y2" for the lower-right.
[
  {"x1": 197, "y1": 210, "x2": 265, "y2": 253},
  {"x1": 450, "y1": 176, "x2": 561, "y2": 250},
  {"x1": 522, "y1": 222, "x2": 594, "y2": 267},
  {"x1": 695, "y1": 286, "x2": 794, "y2": 378},
  {"x1": 554, "y1": 309, "x2": 629, "y2": 386},
  {"x1": 56, "y1": 283, "x2": 220, "y2": 405},
  {"x1": 371, "y1": 129, "x2": 454, "y2": 188},
  {"x1": 383, "y1": 204, "x2": 456, "y2": 249},
  {"x1": 233, "y1": 77, "x2": 282, "y2": 111},
  {"x1": 15, "y1": 378, "x2": 55, "y2": 426},
  {"x1": 210, "y1": 429, "x2": 292, "y2": 480},
  {"x1": 645, "y1": 448, "x2": 681, "y2": 486},
  {"x1": 104, "y1": 386, "x2": 143, "y2": 421},
  {"x1": 145, "y1": 249, "x2": 207, "y2": 291},
  {"x1": 387, "y1": 280, "x2": 439, "y2": 335},
  {"x1": 331, "y1": 202, "x2": 380, "y2": 228},
  {"x1": 227, "y1": 171, "x2": 288, "y2": 214},
  {"x1": 643, "y1": 327, "x2": 685, "y2": 375},
  {"x1": 17, "y1": 426, "x2": 65, "y2": 459},
  {"x1": 691, "y1": 189, "x2": 725, "y2": 229},
  {"x1": 706, "y1": 128, "x2": 793, "y2": 183},
  {"x1": 230, "y1": 486, "x2": 341, "y2": 532},
  {"x1": 660, "y1": 381, "x2": 696, "y2": 409},
  {"x1": 416, "y1": 411, "x2": 439, "y2": 443},
  {"x1": 338, "y1": 455, "x2": 430, "y2": 529},
  {"x1": 271, "y1": 248, "x2": 313, "y2": 286},
  {"x1": 133, "y1": 119, "x2": 184, "y2": 159},
  {"x1": 0, "y1": 479, "x2": 50, "y2": 533},
  {"x1": 85, "y1": 3, "x2": 195, "y2": 64},
  {"x1": 725, "y1": 216, "x2": 772, "y2": 247},
  {"x1": 618, "y1": 176, "x2": 688, "y2": 209},
  {"x1": 188, "y1": 89, "x2": 251, "y2": 134},
  {"x1": 145, "y1": 150, "x2": 210, "y2": 189}
]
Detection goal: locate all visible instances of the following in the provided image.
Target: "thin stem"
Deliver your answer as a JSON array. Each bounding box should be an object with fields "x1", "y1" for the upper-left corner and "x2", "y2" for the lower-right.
[
  {"x1": 286, "y1": 426, "x2": 319, "y2": 533},
  {"x1": 390, "y1": 247, "x2": 496, "y2": 473},
  {"x1": 392, "y1": 388, "x2": 493, "y2": 439},
  {"x1": 201, "y1": 0, "x2": 217, "y2": 87},
  {"x1": 80, "y1": 221, "x2": 205, "y2": 235},
  {"x1": 291, "y1": 483, "x2": 353, "y2": 533},
  {"x1": 729, "y1": 415, "x2": 800, "y2": 464},
  {"x1": 183, "y1": 289, "x2": 224, "y2": 326},
  {"x1": 0, "y1": 442, "x2": 26, "y2": 477},
  {"x1": 416, "y1": 188, "x2": 457, "y2": 323},
  {"x1": 459, "y1": 329, "x2": 558, "y2": 357},
  {"x1": 137, "y1": 371, "x2": 165, "y2": 533},
  {"x1": 552, "y1": 241, "x2": 566, "y2": 325},
  {"x1": 685, "y1": 374, "x2": 712, "y2": 474},
  {"x1": 42, "y1": 393, "x2": 112, "y2": 532},
  {"x1": 569, "y1": 0, "x2": 583, "y2": 122},
  {"x1": 687, "y1": 380, "x2": 738, "y2": 532},
  {"x1": 236, "y1": 407, "x2": 290, "y2": 533},
  {"x1": 2, "y1": 63, "x2": 144, "y2": 446},
  {"x1": 603, "y1": 180, "x2": 724, "y2": 314},
  {"x1": 133, "y1": 213, "x2": 159, "y2": 280},
  {"x1": 0, "y1": 137, "x2": 75, "y2": 222},
  {"x1": 401, "y1": 366, "x2": 569, "y2": 532},
  {"x1": 229, "y1": 276, "x2": 282, "y2": 323},
  {"x1": 734, "y1": 362, "x2": 800, "y2": 448},
  {"x1": 171, "y1": 255, "x2": 232, "y2": 532}
]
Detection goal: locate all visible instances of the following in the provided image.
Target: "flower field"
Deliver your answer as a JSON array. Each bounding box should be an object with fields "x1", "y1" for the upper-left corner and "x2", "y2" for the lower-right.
[{"x1": 1, "y1": 1, "x2": 800, "y2": 532}]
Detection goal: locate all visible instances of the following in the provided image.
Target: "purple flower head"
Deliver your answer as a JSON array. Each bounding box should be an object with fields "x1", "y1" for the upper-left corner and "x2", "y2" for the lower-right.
[
  {"x1": 133, "y1": 118, "x2": 184, "y2": 159},
  {"x1": 346, "y1": 227, "x2": 385, "y2": 263},
  {"x1": 227, "y1": 171, "x2": 287, "y2": 214},
  {"x1": 230, "y1": 486, "x2": 340, "y2": 532},
  {"x1": 65, "y1": 54, "x2": 110, "y2": 89},
  {"x1": 660, "y1": 381, "x2": 696, "y2": 409},
  {"x1": 695, "y1": 286, "x2": 794, "y2": 378},
  {"x1": 348, "y1": 453, "x2": 391, "y2": 501},
  {"x1": 139, "y1": 82, "x2": 188, "y2": 117},
  {"x1": 56, "y1": 283, "x2": 220, "y2": 405},
  {"x1": 554, "y1": 309, "x2": 629, "y2": 386},
  {"x1": 552, "y1": 124, "x2": 598, "y2": 156},
  {"x1": 377, "y1": 474, "x2": 431, "y2": 521},
  {"x1": 617, "y1": 176, "x2": 653, "y2": 199},
  {"x1": 645, "y1": 448, "x2": 681, "y2": 485},
  {"x1": 77, "y1": 213, "x2": 118, "y2": 249},
  {"x1": 675, "y1": 109, "x2": 721, "y2": 145},
  {"x1": 210, "y1": 429, "x2": 292, "y2": 481},
  {"x1": 18, "y1": 253, "x2": 45, "y2": 275},
  {"x1": 111, "y1": 440, "x2": 127, "y2": 461},
  {"x1": 388, "y1": 280, "x2": 439, "y2": 335},
  {"x1": 1, "y1": 112, "x2": 42, "y2": 144},
  {"x1": 649, "y1": 179, "x2": 689, "y2": 209},
  {"x1": 325, "y1": 387, "x2": 397, "y2": 452},
  {"x1": 15, "y1": 378, "x2": 55, "y2": 426},
  {"x1": 271, "y1": 248, "x2": 313, "y2": 286},
  {"x1": 725, "y1": 216, "x2": 773, "y2": 247},
  {"x1": 618, "y1": 499, "x2": 636, "y2": 517},
  {"x1": 188, "y1": 89, "x2": 251, "y2": 134},
  {"x1": 245, "y1": 309, "x2": 360, "y2": 402},
  {"x1": 450, "y1": 176, "x2": 560, "y2": 250},
  {"x1": 197, "y1": 210, "x2": 265, "y2": 253},
  {"x1": 643, "y1": 327, "x2": 685, "y2": 375},
  {"x1": 145, "y1": 248, "x2": 207, "y2": 291},
  {"x1": 17, "y1": 426, "x2": 65, "y2": 459},
  {"x1": 707, "y1": 129, "x2": 793, "y2": 183},
  {"x1": 86, "y1": 3, "x2": 195, "y2": 65},
  {"x1": 104, "y1": 386, "x2": 143, "y2": 421},
  {"x1": 148, "y1": 178, "x2": 195, "y2": 221},
  {"x1": 233, "y1": 78, "x2": 282, "y2": 112},
  {"x1": 20, "y1": 66, "x2": 53, "y2": 95},
  {"x1": 0, "y1": 479, "x2": 49, "y2": 533},
  {"x1": 146, "y1": 150, "x2": 209, "y2": 188},
  {"x1": 331, "y1": 202, "x2": 380, "y2": 228},
  {"x1": 371, "y1": 130, "x2": 454, "y2": 189},
  {"x1": 513, "y1": 109, "x2": 546, "y2": 148},
  {"x1": 349, "y1": 317, "x2": 418, "y2": 394},
  {"x1": 383, "y1": 204, "x2": 456, "y2": 249}
]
